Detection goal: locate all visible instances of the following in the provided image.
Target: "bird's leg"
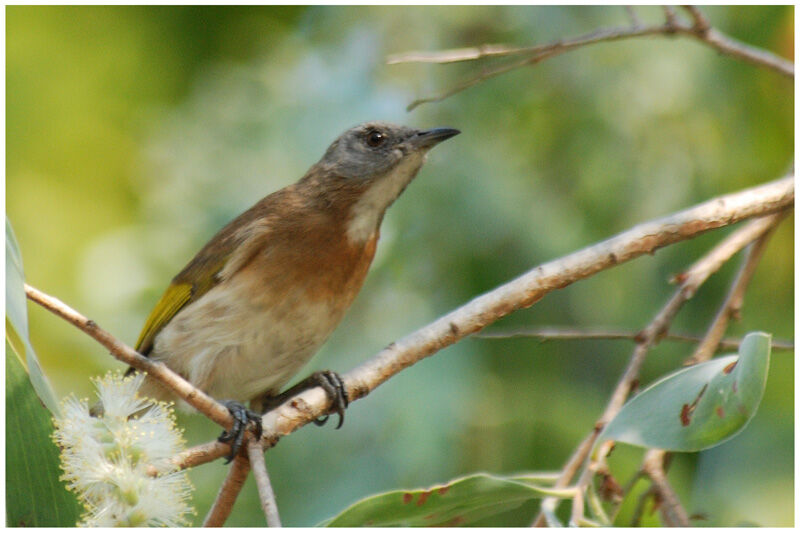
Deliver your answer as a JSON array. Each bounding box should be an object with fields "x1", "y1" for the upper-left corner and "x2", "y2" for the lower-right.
[
  {"x1": 258, "y1": 370, "x2": 350, "y2": 428},
  {"x1": 218, "y1": 400, "x2": 263, "y2": 463}
]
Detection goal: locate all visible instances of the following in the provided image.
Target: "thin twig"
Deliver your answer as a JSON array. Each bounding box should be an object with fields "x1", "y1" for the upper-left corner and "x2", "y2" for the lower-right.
[
  {"x1": 662, "y1": 6, "x2": 679, "y2": 29},
  {"x1": 387, "y1": 43, "x2": 529, "y2": 64},
  {"x1": 624, "y1": 6, "x2": 642, "y2": 29},
  {"x1": 687, "y1": 223, "x2": 782, "y2": 365},
  {"x1": 393, "y1": 7, "x2": 792, "y2": 111},
  {"x1": 401, "y1": 25, "x2": 671, "y2": 110},
  {"x1": 247, "y1": 439, "x2": 282, "y2": 527},
  {"x1": 202, "y1": 454, "x2": 251, "y2": 527},
  {"x1": 641, "y1": 449, "x2": 690, "y2": 526},
  {"x1": 391, "y1": 24, "x2": 670, "y2": 65},
  {"x1": 24, "y1": 283, "x2": 235, "y2": 431},
  {"x1": 670, "y1": 212, "x2": 788, "y2": 291},
  {"x1": 474, "y1": 327, "x2": 793, "y2": 351},
  {"x1": 156, "y1": 441, "x2": 233, "y2": 476},
  {"x1": 533, "y1": 200, "x2": 792, "y2": 526},
  {"x1": 682, "y1": 5, "x2": 711, "y2": 34},
  {"x1": 161, "y1": 175, "x2": 793, "y2": 470}
]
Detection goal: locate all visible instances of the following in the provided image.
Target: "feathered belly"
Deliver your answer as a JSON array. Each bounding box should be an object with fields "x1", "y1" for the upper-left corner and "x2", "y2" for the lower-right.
[{"x1": 147, "y1": 279, "x2": 345, "y2": 405}]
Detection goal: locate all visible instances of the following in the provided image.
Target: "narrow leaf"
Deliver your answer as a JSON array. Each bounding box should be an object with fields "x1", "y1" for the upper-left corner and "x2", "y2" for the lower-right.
[
  {"x1": 6, "y1": 349, "x2": 81, "y2": 526},
  {"x1": 5, "y1": 217, "x2": 60, "y2": 414},
  {"x1": 602, "y1": 332, "x2": 771, "y2": 452},
  {"x1": 323, "y1": 472, "x2": 568, "y2": 527}
]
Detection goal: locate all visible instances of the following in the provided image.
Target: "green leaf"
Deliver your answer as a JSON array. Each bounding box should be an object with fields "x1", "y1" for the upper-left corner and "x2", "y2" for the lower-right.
[
  {"x1": 322, "y1": 472, "x2": 572, "y2": 527},
  {"x1": 602, "y1": 332, "x2": 771, "y2": 452},
  {"x1": 5, "y1": 217, "x2": 60, "y2": 414},
  {"x1": 6, "y1": 347, "x2": 82, "y2": 526}
]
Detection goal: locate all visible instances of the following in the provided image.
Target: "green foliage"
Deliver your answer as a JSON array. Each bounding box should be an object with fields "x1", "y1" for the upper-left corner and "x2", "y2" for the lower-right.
[
  {"x1": 6, "y1": 218, "x2": 59, "y2": 413},
  {"x1": 6, "y1": 351, "x2": 81, "y2": 527},
  {"x1": 603, "y1": 332, "x2": 771, "y2": 452},
  {"x1": 323, "y1": 473, "x2": 569, "y2": 527}
]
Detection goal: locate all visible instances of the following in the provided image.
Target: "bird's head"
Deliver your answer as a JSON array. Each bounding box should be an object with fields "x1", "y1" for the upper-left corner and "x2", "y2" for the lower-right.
[
  {"x1": 306, "y1": 121, "x2": 460, "y2": 243},
  {"x1": 319, "y1": 121, "x2": 460, "y2": 180}
]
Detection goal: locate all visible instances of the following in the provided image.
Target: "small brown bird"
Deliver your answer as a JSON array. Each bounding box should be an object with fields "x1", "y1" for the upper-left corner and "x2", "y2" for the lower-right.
[{"x1": 128, "y1": 122, "x2": 459, "y2": 458}]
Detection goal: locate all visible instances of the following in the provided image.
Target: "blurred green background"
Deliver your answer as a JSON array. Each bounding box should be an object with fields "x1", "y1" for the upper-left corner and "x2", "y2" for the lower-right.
[{"x1": 7, "y1": 5, "x2": 793, "y2": 526}]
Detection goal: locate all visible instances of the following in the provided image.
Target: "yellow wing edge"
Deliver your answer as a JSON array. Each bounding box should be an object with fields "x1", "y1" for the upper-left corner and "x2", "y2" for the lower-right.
[{"x1": 135, "y1": 282, "x2": 193, "y2": 353}]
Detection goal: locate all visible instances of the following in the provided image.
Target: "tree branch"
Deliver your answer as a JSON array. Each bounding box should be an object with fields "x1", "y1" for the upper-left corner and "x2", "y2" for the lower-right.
[
  {"x1": 474, "y1": 327, "x2": 793, "y2": 352},
  {"x1": 641, "y1": 449, "x2": 690, "y2": 526},
  {"x1": 24, "y1": 283, "x2": 235, "y2": 431},
  {"x1": 686, "y1": 221, "x2": 783, "y2": 365},
  {"x1": 624, "y1": 6, "x2": 642, "y2": 29},
  {"x1": 390, "y1": 6, "x2": 792, "y2": 110},
  {"x1": 202, "y1": 454, "x2": 250, "y2": 527},
  {"x1": 247, "y1": 439, "x2": 282, "y2": 527}
]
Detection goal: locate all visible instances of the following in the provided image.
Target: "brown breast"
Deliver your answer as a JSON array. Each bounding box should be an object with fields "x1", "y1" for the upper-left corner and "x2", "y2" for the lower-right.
[{"x1": 237, "y1": 178, "x2": 380, "y2": 315}]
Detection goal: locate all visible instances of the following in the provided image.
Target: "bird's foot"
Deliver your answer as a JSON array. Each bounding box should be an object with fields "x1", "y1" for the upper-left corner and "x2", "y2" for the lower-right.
[
  {"x1": 258, "y1": 370, "x2": 349, "y2": 429},
  {"x1": 218, "y1": 400, "x2": 263, "y2": 463},
  {"x1": 307, "y1": 370, "x2": 349, "y2": 429}
]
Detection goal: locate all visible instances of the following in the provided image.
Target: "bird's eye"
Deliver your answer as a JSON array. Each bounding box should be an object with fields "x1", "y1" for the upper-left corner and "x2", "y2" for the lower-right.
[{"x1": 365, "y1": 130, "x2": 386, "y2": 148}]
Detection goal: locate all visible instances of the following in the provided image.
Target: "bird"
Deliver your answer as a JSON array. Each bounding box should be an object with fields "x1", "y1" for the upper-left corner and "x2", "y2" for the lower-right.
[{"x1": 126, "y1": 121, "x2": 460, "y2": 460}]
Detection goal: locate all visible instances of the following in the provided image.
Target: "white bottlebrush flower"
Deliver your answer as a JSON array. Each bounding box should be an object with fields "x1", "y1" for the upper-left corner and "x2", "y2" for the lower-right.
[{"x1": 52, "y1": 372, "x2": 194, "y2": 527}]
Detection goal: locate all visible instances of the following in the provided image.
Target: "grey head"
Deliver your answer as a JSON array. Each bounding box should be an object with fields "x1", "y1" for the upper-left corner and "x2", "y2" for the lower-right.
[
  {"x1": 317, "y1": 121, "x2": 460, "y2": 181},
  {"x1": 309, "y1": 121, "x2": 460, "y2": 242}
]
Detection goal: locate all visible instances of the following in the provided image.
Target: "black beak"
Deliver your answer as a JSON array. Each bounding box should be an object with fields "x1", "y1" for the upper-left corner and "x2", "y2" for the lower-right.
[{"x1": 410, "y1": 127, "x2": 461, "y2": 149}]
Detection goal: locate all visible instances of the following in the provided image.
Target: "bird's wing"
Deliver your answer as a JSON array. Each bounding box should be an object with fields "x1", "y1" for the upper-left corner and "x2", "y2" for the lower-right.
[
  {"x1": 134, "y1": 251, "x2": 232, "y2": 356},
  {"x1": 134, "y1": 205, "x2": 274, "y2": 356},
  {"x1": 134, "y1": 282, "x2": 194, "y2": 354}
]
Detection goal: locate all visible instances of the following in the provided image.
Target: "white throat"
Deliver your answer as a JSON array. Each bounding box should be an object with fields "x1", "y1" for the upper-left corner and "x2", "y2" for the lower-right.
[{"x1": 346, "y1": 152, "x2": 426, "y2": 243}]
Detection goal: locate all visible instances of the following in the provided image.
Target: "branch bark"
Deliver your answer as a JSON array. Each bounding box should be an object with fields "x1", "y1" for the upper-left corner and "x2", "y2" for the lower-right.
[
  {"x1": 641, "y1": 450, "x2": 690, "y2": 526},
  {"x1": 390, "y1": 6, "x2": 792, "y2": 110},
  {"x1": 202, "y1": 454, "x2": 251, "y2": 527},
  {"x1": 248, "y1": 439, "x2": 282, "y2": 527},
  {"x1": 24, "y1": 283, "x2": 235, "y2": 431},
  {"x1": 475, "y1": 327, "x2": 793, "y2": 352},
  {"x1": 686, "y1": 221, "x2": 783, "y2": 365}
]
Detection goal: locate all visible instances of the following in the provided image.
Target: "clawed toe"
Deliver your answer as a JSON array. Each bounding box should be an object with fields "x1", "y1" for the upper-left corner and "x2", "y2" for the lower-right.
[
  {"x1": 309, "y1": 370, "x2": 349, "y2": 428},
  {"x1": 219, "y1": 400, "x2": 263, "y2": 463}
]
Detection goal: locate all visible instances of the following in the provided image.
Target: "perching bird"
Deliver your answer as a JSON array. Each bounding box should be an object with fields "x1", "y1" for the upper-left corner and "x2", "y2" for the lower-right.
[{"x1": 127, "y1": 122, "x2": 460, "y2": 459}]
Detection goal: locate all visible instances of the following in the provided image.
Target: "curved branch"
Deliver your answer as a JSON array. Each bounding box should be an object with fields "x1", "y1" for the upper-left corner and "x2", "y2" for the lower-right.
[
  {"x1": 202, "y1": 454, "x2": 250, "y2": 527},
  {"x1": 24, "y1": 284, "x2": 235, "y2": 430},
  {"x1": 392, "y1": 6, "x2": 792, "y2": 110},
  {"x1": 641, "y1": 450, "x2": 690, "y2": 526},
  {"x1": 686, "y1": 222, "x2": 783, "y2": 365}
]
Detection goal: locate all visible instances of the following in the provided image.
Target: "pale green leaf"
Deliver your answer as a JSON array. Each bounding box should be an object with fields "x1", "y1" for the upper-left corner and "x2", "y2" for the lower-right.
[
  {"x1": 323, "y1": 472, "x2": 569, "y2": 527},
  {"x1": 5, "y1": 217, "x2": 59, "y2": 414},
  {"x1": 602, "y1": 332, "x2": 771, "y2": 452}
]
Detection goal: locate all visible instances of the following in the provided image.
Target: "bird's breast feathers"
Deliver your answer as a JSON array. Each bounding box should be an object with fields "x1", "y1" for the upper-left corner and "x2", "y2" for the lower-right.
[{"x1": 149, "y1": 229, "x2": 378, "y2": 403}]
